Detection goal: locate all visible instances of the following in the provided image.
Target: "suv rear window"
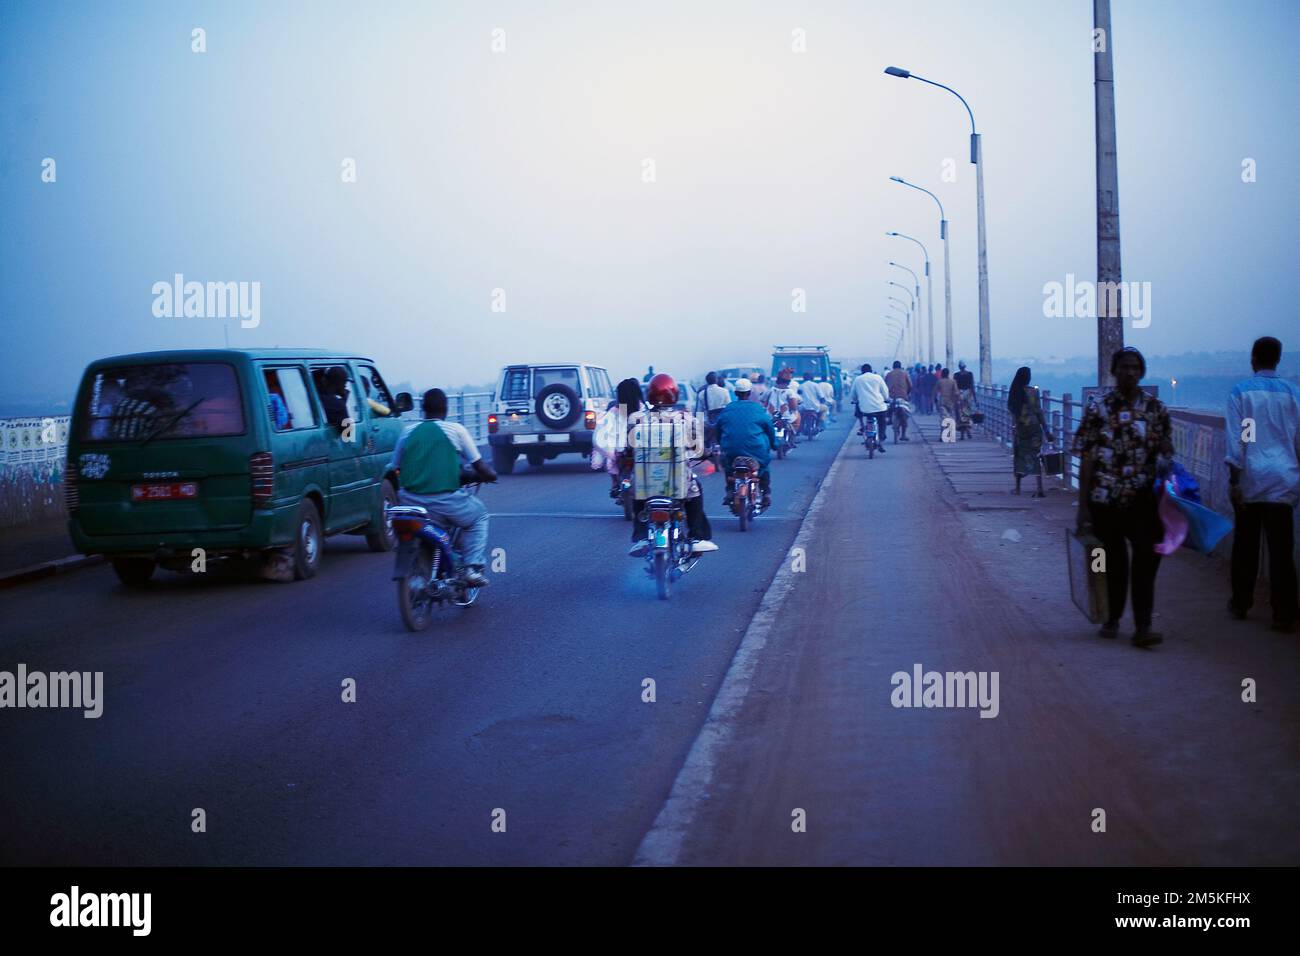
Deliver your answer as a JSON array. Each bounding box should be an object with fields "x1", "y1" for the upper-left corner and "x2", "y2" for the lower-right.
[
  {"x1": 500, "y1": 368, "x2": 531, "y2": 402},
  {"x1": 80, "y1": 363, "x2": 245, "y2": 442},
  {"x1": 532, "y1": 367, "x2": 580, "y2": 395},
  {"x1": 773, "y1": 355, "x2": 829, "y2": 378}
]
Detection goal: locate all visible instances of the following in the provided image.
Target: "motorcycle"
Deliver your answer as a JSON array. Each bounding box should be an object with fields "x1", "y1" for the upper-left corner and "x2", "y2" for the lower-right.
[
  {"x1": 613, "y1": 450, "x2": 635, "y2": 521},
  {"x1": 728, "y1": 455, "x2": 763, "y2": 532},
  {"x1": 389, "y1": 483, "x2": 484, "y2": 632},
  {"x1": 799, "y1": 405, "x2": 823, "y2": 440},
  {"x1": 639, "y1": 496, "x2": 702, "y2": 600},
  {"x1": 861, "y1": 410, "x2": 880, "y2": 459},
  {"x1": 890, "y1": 397, "x2": 911, "y2": 444},
  {"x1": 772, "y1": 414, "x2": 792, "y2": 459}
]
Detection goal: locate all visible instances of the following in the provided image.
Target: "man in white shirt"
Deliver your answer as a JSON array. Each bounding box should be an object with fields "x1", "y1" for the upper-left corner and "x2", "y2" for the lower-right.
[
  {"x1": 798, "y1": 373, "x2": 826, "y2": 433},
  {"x1": 1225, "y1": 336, "x2": 1300, "y2": 631},
  {"x1": 851, "y1": 363, "x2": 890, "y2": 454},
  {"x1": 816, "y1": 377, "x2": 836, "y2": 420},
  {"x1": 704, "y1": 373, "x2": 732, "y2": 419}
]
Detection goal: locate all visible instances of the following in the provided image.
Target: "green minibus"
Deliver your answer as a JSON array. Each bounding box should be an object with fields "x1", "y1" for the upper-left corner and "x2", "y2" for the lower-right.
[{"x1": 66, "y1": 349, "x2": 414, "y2": 586}]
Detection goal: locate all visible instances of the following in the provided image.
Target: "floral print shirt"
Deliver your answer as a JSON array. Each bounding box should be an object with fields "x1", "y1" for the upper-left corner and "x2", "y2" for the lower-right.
[{"x1": 1071, "y1": 389, "x2": 1173, "y2": 506}]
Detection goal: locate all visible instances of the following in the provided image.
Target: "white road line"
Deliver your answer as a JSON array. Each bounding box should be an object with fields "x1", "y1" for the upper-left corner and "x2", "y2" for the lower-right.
[{"x1": 632, "y1": 427, "x2": 856, "y2": 866}]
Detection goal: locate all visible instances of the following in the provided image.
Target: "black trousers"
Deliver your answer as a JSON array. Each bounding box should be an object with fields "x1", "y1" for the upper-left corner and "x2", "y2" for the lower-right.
[
  {"x1": 1231, "y1": 501, "x2": 1298, "y2": 624},
  {"x1": 631, "y1": 496, "x2": 712, "y2": 542},
  {"x1": 1090, "y1": 497, "x2": 1162, "y2": 630}
]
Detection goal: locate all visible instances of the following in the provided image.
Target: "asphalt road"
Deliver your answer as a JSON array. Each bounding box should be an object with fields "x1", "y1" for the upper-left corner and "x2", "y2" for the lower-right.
[{"x1": 0, "y1": 418, "x2": 851, "y2": 865}]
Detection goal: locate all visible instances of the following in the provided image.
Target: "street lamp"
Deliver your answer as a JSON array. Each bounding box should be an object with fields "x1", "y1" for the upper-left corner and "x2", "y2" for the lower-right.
[
  {"x1": 885, "y1": 66, "x2": 991, "y2": 385},
  {"x1": 884, "y1": 318, "x2": 905, "y2": 358},
  {"x1": 887, "y1": 232, "x2": 935, "y2": 365},
  {"x1": 889, "y1": 176, "x2": 954, "y2": 370},
  {"x1": 888, "y1": 281, "x2": 916, "y2": 364},
  {"x1": 889, "y1": 264, "x2": 921, "y2": 363}
]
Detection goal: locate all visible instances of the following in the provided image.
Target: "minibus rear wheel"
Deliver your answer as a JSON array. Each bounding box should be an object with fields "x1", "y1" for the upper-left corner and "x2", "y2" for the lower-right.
[
  {"x1": 111, "y1": 558, "x2": 156, "y2": 588},
  {"x1": 293, "y1": 500, "x2": 323, "y2": 580}
]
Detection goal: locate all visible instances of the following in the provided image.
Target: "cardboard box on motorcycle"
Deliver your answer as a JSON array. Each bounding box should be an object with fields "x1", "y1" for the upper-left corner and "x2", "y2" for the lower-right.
[{"x1": 631, "y1": 420, "x2": 691, "y2": 500}]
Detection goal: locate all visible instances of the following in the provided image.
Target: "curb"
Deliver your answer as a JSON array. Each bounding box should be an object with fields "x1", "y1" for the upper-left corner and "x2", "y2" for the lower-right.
[
  {"x1": 0, "y1": 554, "x2": 104, "y2": 591},
  {"x1": 632, "y1": 425, "x2": 855, "y2": 866}
]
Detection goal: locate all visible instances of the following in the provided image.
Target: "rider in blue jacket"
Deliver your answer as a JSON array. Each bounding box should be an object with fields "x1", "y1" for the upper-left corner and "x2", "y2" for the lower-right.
[{"x1": 715, "y1": 378, "x2": 777, "y2": 510}]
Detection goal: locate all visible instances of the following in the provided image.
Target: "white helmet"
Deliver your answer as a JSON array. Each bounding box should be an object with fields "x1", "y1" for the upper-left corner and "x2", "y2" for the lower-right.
[{"x1": 733, "y1": 378, "x2": 753, "y2": 393}]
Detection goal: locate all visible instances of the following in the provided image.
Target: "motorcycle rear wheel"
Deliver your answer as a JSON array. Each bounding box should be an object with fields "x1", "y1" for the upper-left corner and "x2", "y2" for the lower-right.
[
  {"x1": 654, "y1": 550, "x2": 671, "y2": 600},
  {"x1": 398, "y1": 550, "x2": 435, "y2": 631}
]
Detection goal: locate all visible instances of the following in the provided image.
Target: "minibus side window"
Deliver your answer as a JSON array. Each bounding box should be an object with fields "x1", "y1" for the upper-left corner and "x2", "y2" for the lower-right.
[
  {"x1": 358, "y1": 365, "x2": 395, "y2": 417},
  {"x1": 311, "y1": 365, "x2": 361, "y2": 428},
  {"x1": 263, "y1": 367, "x2": 318, "y2": 431}
]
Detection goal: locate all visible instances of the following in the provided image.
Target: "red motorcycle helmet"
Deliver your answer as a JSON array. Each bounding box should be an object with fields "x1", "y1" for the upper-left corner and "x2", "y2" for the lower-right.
[{"x1": 646, "y1": 373, "x2": 679, "y2": 407}]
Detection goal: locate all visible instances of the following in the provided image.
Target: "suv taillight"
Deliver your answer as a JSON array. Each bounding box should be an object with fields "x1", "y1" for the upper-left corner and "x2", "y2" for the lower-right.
[
  {"x1": 584, "y1": 410, "x2": 597, "y2": 429},
  {"x1": 250, "y1": 452, "x2": 274, "y2": 507},
  {"x1": 64, "y1": 457, "x2": 79, "y2": 512},
  {"x1": 488, "y1": 414, "x2": 499, "y2": 434}
]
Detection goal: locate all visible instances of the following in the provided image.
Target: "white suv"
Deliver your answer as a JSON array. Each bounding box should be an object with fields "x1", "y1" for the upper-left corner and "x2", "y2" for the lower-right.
[{"x1": 487, "y1": 363, "x2": 613, "y2": 473}]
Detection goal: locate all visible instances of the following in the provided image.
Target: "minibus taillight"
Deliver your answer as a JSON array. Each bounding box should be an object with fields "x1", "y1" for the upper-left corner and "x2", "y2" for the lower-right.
[{"x1": 250, "y1": 452, "x2": 275, "y2": 507}]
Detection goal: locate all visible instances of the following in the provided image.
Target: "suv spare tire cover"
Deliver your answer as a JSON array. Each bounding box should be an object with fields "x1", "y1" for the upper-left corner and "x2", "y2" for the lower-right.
[{"x1": 535, "y1": 383, "x2": 581, "y2": 429}]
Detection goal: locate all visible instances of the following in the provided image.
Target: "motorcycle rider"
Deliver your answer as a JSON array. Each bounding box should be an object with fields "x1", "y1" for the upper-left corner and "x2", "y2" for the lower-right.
[
  {"x1": 627, "y1": 373, "x2": 718, "y2": 557},
  {"x1": 715, "y1": 378, "x2": 777, "y2": 511},
  {"x1": 851, "y1": 363, "x2": 890, "y2": 453},
  {"x1": 884, "y1": 360, "x2": 913, "y2": 441},
  {"x1": 390, "y1": 388, "x2": 497, "y2": 588},
  {"x1": 798, "y1": 371, "x2": 827, "y2": 434},
  {"x1": 766, "y1": 368, "x2": 802, "y2": 439}
]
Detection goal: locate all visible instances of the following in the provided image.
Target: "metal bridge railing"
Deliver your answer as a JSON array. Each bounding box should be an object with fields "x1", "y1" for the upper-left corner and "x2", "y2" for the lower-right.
[
  {"x1": 1, "y1": 392, "x2": 498, "y2": 528},
  {"x1": 971, "y1": 384, "x2": 1231, "y2": 516}
]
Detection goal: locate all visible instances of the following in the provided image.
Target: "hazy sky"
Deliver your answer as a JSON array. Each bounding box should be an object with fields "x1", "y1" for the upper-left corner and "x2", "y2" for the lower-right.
[{"x1": 2, "y1": 0, "x2": 1297, "y2": 402}]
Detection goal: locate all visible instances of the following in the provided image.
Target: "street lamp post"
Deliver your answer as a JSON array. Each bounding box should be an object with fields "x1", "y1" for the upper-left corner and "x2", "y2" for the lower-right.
[
  {"x1": 888, "y1": 282, "x2": 916, "y2": 364},
  {"x1": 889, "y1": 262, "x2": 922, "y2": 364},
  {"x1": 887, "y1": 300, "x2": 911, "y2": 362},
  {"x1": 885, "y1": 66, "x2": 991, "y2": 384},
  {"x1": 887, "y1": 232, "x2": 935, "y2": 365},
  {"x1": 1093, "y1": 0, "x2": 1124, "y2": 388},
  {"x1": 890, "y1": 176, "x2": 953, "y2": 370},
  {"x1": 885, "y1": 318, "x2": 905, "y2": 360}
]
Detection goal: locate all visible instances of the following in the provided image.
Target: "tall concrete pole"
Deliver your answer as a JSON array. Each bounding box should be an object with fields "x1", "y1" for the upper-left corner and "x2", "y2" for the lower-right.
[
  {"x1": 925, "y1": 262, "x2": 935, "y2": 365},
  {"x1": 1094, "y1": 0, "x2": 1124, "y2": 387},
  {"x1": 941, "y1": 219, "x2": 954, "y2": 370},
  {"x1": 973, "y1": 133, "x2": 992, "y2": 384}
]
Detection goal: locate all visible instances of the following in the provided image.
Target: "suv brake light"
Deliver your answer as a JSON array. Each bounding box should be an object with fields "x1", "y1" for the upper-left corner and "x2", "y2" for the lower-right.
[
  {"x1": 488, "y1": 414, "x2": 499, "y2": 433},
  {"x1": 250, "y1": 452, "x2": 275, "y2": 507},
  {"x1": 584, "y1": 410, "x2": 597, "y2": 429}
]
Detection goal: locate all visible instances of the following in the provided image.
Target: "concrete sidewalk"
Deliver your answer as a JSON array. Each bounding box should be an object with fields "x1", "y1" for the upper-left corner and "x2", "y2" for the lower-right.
[
  {"x1": 0, "y1": 516, "x2": 99, "y2": 587},
  {"x1": 652, "y1": 412, "x2": 1300, "y2": 865}
]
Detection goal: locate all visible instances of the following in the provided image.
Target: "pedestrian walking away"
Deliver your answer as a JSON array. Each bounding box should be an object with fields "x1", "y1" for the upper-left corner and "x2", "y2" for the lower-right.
[
  {"x1": 1008, "y1": 366, "x2": 1054, "y2": 497},
  {"x1": 1225, "y1": 336, "x2": 1300, "y2": 632}
]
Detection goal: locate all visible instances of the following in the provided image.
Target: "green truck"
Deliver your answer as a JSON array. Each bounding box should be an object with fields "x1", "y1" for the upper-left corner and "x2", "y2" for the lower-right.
[{"x1": 66, "y1": 349, "x2": 413, "y2": 586}]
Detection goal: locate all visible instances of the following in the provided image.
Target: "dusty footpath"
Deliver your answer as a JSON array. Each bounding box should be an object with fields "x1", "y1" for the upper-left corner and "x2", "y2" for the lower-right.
[{"x1": 645, "y1": 415, "x2": 1300, "y2": 866}]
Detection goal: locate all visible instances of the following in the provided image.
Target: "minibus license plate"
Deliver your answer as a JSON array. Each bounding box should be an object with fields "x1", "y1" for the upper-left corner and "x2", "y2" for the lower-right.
[{"x1": 131, "y1": 482, "x2": 198, "y2": 501}]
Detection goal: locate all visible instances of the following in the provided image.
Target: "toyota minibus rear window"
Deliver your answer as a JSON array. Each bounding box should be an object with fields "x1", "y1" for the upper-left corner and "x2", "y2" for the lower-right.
[{"x1": 79, "y1": 363, "x2": 246, "y2": 442}]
